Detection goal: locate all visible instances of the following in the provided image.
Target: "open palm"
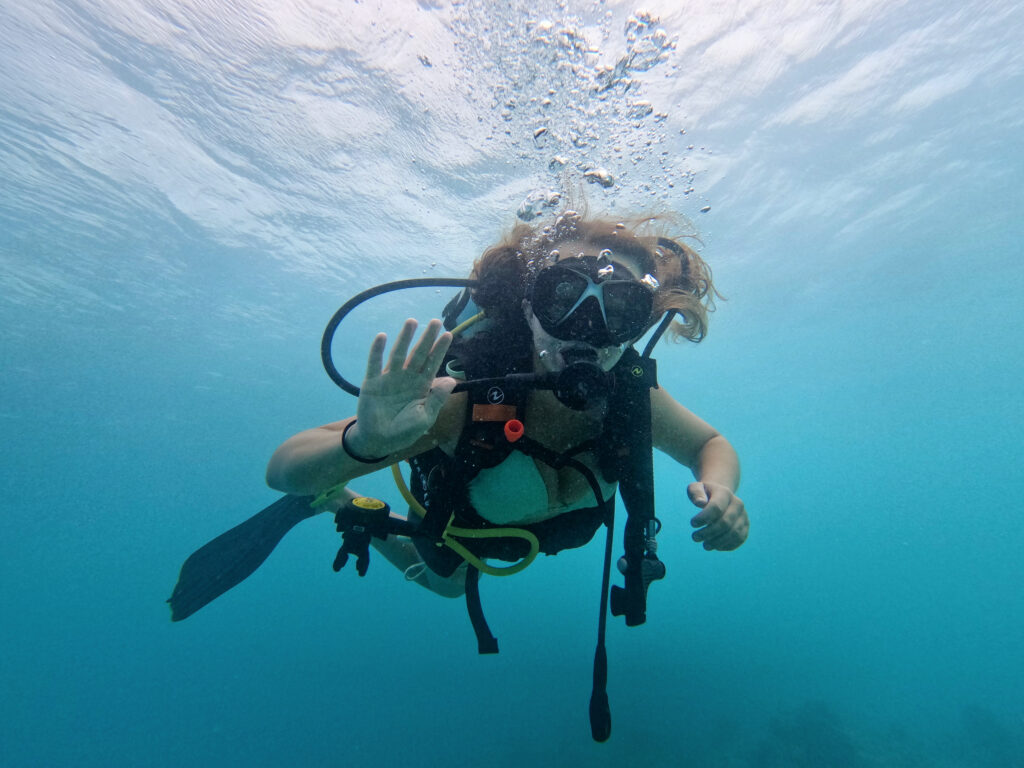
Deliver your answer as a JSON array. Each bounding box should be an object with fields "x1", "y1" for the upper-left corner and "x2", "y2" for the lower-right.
[{"x1": 352, "y1": 318, "x2": 455, "y2": 456}]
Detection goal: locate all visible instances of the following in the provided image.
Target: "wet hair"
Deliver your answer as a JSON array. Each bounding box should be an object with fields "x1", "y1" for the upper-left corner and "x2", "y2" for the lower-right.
[{"x1": 470, "y1": 211, "x2": 719, "y2": 343}]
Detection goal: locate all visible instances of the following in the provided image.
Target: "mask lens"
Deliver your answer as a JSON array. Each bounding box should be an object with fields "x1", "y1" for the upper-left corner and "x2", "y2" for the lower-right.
[
  {"x1": 534, "y1": 269, "x2": 587, "y2": 329},
  {"x1": 603, "y1": 282, "x2": 653, "y2": 341}
]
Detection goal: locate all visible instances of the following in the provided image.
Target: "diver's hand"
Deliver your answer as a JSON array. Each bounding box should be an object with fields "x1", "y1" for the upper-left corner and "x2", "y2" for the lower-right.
[
  {"x1": 688, "y1": 481, "x2": 748, "y2": 551},
  {"x1": 347, "y1": 318, "x2": 455, "y2": 458}
]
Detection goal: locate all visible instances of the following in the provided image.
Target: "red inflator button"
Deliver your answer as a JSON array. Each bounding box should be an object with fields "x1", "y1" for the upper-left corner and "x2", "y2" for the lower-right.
[{"x1": 504, "y1": 419, "x2": 524, "y2": 443}]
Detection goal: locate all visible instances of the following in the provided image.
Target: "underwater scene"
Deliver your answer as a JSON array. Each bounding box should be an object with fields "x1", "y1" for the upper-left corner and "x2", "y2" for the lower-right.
[{"x1": 1, "y1": 0, "x2": 1022, "y2": 766}]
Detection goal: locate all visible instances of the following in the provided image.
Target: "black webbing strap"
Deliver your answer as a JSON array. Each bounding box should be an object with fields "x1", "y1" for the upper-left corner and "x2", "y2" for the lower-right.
[
  {"x1": 464, "y1": 566, "x2": 499, "y2": 654},
  {"x1": 608, "y1": 349, "x2": 664, "y2": 626}
]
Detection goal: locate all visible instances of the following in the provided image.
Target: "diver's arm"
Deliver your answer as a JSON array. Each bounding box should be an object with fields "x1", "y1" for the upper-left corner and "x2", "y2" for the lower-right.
[
  {"x1": 265, "y1": 412, "x2": 449, "y2": 495},
  {"x1": 264, "y1": 418, "x2": 391, "y2": 495},
  {"x1": 650, "y1": 388, "x2": 735, "y2": 480},
  {"x1": 651, "y1": 387, "x2": 748, "y2": 551}
]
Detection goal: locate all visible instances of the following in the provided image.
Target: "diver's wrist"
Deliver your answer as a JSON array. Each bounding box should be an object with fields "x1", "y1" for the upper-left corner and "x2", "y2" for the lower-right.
[{"x1": 341, "y1": 419, "x2": 388, "y2": 464}]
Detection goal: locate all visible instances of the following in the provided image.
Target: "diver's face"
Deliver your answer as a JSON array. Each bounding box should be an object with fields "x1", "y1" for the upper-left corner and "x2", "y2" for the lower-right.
[
  {"x1": 523, "y1": 307, "x2": 627, "y2": 372},
  {"x1": 524, "y1": 242, "x2": 650, "y2": 373}
]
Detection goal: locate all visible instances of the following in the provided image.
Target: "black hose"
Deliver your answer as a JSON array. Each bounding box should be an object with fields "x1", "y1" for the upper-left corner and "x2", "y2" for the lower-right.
[
  {"x1": 641, "y1": 309, "x2": 678, "y2": 359},
  {"x1": 321, "y1": 278, "x2": 477, "y2": 395}
]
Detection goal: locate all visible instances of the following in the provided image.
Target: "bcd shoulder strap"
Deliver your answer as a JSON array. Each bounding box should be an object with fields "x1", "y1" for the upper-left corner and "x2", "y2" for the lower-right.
[{"x1": 603, "y1": 348, "x2": 666, "y2": 627}]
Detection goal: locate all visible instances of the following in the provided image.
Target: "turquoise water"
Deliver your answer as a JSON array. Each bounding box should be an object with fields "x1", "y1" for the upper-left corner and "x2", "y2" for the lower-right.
[{"x1": 2, "y1": 1, "x2": 1022, "y2": 766}]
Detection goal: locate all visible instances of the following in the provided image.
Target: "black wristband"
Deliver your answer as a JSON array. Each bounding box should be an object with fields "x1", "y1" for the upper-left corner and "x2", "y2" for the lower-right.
[{"x1": 341, "y1": 419, "x2": 388, "y2": 464}]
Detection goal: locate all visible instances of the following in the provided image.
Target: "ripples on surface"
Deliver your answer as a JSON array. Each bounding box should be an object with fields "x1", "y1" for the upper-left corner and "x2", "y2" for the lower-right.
[{"x1": 2, "y1": 1, "x2": 1021, "y2": 304}]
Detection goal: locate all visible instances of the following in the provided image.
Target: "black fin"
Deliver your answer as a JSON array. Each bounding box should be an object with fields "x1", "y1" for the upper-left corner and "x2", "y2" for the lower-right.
[{"x1": 167, "y1": 494, "x2": 317, "y2": 621}]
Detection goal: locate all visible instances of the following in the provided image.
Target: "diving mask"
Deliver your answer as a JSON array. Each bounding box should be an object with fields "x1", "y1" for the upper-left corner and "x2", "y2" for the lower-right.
[{"x1": 530, "y1": 256, "x2": 657, "y2": 347}]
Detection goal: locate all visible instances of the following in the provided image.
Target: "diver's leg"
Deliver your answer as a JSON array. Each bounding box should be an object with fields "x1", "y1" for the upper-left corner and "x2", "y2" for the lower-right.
[{"x1": 370, "y1": 536, "x2": 467, "y2": 598}]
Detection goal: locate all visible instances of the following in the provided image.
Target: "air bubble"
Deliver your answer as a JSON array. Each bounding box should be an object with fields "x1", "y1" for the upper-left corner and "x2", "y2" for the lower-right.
[
  {"x1": 583, "y1": 167, "x2": 615, "y2": 188},
  {"x1": 627, "y1": 101, "x2": 653, "y2": 119},
  {"x1": 641, "y1": 274, "x2": 660, "y2": 290},
  {"x1": 516, "y1": 189, "x2": 561, "y2": 221}
]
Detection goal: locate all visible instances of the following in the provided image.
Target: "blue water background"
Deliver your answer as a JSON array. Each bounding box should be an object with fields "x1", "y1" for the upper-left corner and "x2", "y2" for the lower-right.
[{"x1": 2, "y1": 1, "x2": 1022, "y2": 766}]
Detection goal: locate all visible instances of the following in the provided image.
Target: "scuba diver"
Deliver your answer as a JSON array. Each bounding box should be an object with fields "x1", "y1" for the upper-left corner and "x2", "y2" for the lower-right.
[{"x1": 168, "y1": 211, "x2": 748, "y2": 741}]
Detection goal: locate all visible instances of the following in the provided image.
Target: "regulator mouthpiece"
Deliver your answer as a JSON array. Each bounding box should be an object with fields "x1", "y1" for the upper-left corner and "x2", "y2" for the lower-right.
[{"x1": 554, "y1": 350, "x2": 612, "y2": 410}]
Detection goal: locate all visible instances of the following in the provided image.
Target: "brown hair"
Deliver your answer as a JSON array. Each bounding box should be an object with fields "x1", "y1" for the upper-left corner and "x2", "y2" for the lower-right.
[{"x1": 470, "y1": 211, "x2": 719, "y2": 343}]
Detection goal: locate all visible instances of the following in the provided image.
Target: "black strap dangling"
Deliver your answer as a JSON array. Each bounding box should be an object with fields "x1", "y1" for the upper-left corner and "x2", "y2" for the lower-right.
[
  {"x1": 589, "y1": 499, "x2": 615, "y2": 742},
  {"x1": 464, "y1": 566, "x2": 499, "y2": 654}
]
